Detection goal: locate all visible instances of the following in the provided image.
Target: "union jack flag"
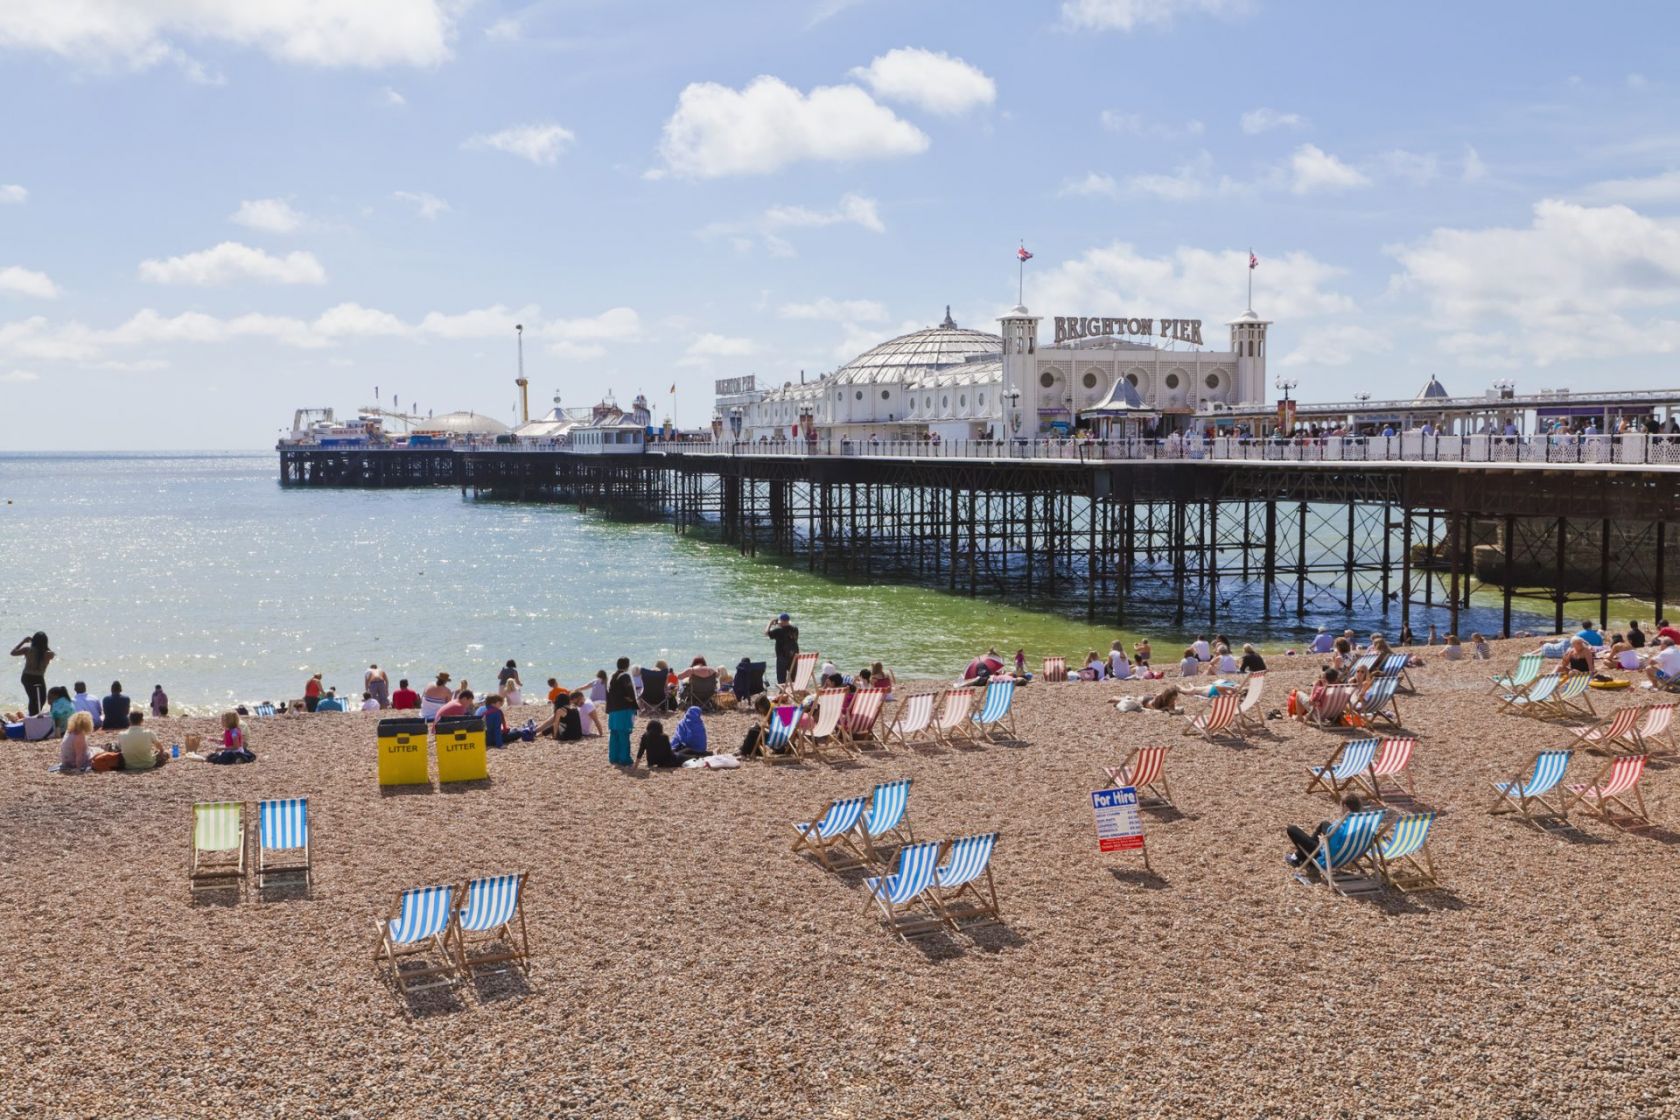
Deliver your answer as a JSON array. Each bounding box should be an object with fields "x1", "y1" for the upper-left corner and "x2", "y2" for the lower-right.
[
  {"x1": 1017, "y1": 245, "x2": 1033, "y2": 262},
  {"x1": 1249, "y1": 249, "x2": 1259, "y2": 270}
]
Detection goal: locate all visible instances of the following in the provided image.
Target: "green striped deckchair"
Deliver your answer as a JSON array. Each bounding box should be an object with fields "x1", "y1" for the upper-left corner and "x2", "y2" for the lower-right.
[{"x1": 190, "y1": 801, "x2": 246, "y2": 896}]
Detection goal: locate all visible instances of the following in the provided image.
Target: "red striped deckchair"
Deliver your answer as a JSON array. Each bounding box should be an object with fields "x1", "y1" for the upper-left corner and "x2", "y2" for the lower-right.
[
  {"x1": 1365, "y1": 737, "x2": 1419, "y2": 802},
  {"x1": 1635, "y1": 703, "x2": 1677, "y2": 756},
  {"x1": 788, "y1": 651, "x2": 820, "y2": 697},
  {"x1": 1306, "y1": 684, "x2": 1353, "y2": 728},
  {"x1": 1042, "y1": 656, "x2": 1067, "y2": 683},
  {"x1": 1571, "y1": 706, "x2": 1644, "y2": 755},
  {"x1": 798, "y1": 689, "x2": 852, "y2": 762},
  {"x1": 881, "y1": 692, "x2": 936, "y2": 749},
  {"x1": 841, "y1": 687, "x2": 889, "y2": 751},
  {"x1": 1102, "y1": 745, "x2": 1173, "y2": 808},
  {"x1": 1182, "y1": 692, "x2": 1245, "y2": 742},
  {"x1": 929, "y1": 688, "x2": 976, "y2": 746},
  {"x1": 1565, "y1": 754, "x2": 1652, "y2": 827}
]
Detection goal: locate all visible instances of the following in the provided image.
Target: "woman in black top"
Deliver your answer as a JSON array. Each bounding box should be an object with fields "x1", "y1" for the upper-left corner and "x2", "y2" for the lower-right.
[
  {"x1": 11, "y1": 631, "x2": 53, "y2": 716},
  {"x1": 1239, "y1": 643, "x2": 1267, "y2": 673},
  {"x1": 636, "y1": 721, "x2": 679, "y2": 768},
  {"x1": 606, "y1": 656, "x2": 636, "y2": 765}
]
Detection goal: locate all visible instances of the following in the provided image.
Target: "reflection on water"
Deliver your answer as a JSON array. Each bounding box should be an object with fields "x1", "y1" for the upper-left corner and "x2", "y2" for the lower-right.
[{"x1": 0, "y1": 452, "x2": 1567, "y2": 710}]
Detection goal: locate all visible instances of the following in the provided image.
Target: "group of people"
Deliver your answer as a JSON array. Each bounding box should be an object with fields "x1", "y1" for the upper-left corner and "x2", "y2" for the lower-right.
[{"x1": 1535, "y1": 618, "x2": 1680, "y2": 688}]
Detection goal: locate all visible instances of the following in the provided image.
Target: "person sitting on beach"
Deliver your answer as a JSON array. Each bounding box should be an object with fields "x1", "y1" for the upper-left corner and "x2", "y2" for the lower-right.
[
  {"x1": 546, "y1": 678, "x2": 563, "y2": 704},
  {"x1": 1575, "y1": 621, "x2": 1605, "y2": 648},
  {"x1": 58, "y1": 711, "x2": 94, "y2": 772},
  {"x1": 1309, "y1": 626, "x2": 1335, "y2": 655},
  {"x1": 435, "y1": 689, "x2": 473, "y2": 721},
  {"x1": 635, "y1": 720, "x2": 684, "y2": 769},
  {"x1": 1108, "y1": 642, "x2": 1134, "y2": 680},
  {"x1": 422, "y1": 673, "x2": 453, "y2": 706},
  {"x1": 1289, "y1": 666, "x2": 1339, "y2": 722},
  {"x1": 150, "y1": 685, "x2": 169, "y2": 718},
  {"x1": 1178, "y1": 648, "x2": 1199, "y2": 678},
  {"x1": 1132, "y1": 639, "x2": 1152, "y2": 668},
  {"x1": 1191, "y1": 635, "x2": 1211, "y2": 662},
  {"x1": 101, "y1": 682, "x2": 131, "y2": 734},
  {"x1": 480, "y1": 694, "x2": 510, "y2": 748},
  {"x1": 207, "y1": 711, "x2": 256, "y2": 764},
  {"x1": 736, "y1": 695, "x2": 775, "y2": 757},
  {"x1": 48, "y1": 686, "x2": 74, "y2": 734},
  {"x1": 390, "y1": 679, "x2": 420, "y2": 710},
  {"x1": 1471, "y1": 633, "x2": 1492, "y2": 660},
  {"x1": 1077, "y1": 651, "x2": 1103, "y2": 682},
  {"x1": 1332, "y1": 637, "x2": 1354, "y2": 670},
  {"x1": 589, "y1": 669, "x2": 609, "y2": 705},
  {"x1": 1286, "y1": 794, "x2": 1365, "y2": 869},
  {"x1": 72, "y1": 681, "x2": 102, "y2": 729},
  {"x1": 670, "y1": 706, "x2": 710, "y2": 759},
  {"x1": 1627, "y1": 620, "x2": 1647, "y2": 650},
  {"x1": 537, "y1": 691, "x2": 577, "y2": 740},
  {"x1": 1563, "y1": 637, "x2": 1593, "y2": 675},
  {"x1": 497, "y1": 661, "x2": 523, "y2": 706},
  {"x1": 359, "y1": 691, "x2": 380, "y2": 712},
  {"x1": 1441, "y1": 634, "x2": 1464, "y2": 661},
  {"x1": 1213, "y1": 644, "x2": 1239, "y2": 675},
  {"x1": 114, "y1": 710, "x2": 167, "y2": 771},
  {"x1": 1239, "y1": 644, "x2": 1267, "y2": 673},
  {"x1": 1643, "y1": 637, "x2": 1680, "y2": 687}
]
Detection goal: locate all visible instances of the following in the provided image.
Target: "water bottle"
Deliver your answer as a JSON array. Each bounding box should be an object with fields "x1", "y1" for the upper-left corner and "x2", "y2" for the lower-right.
[{"x1": 171, "y1": 743, "x2": 180, "y2": 758}]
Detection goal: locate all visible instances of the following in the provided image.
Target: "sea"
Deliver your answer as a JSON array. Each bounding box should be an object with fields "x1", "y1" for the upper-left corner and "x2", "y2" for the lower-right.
[{"x1": 0, "y1": 452, "x2": 1565, "y2": 712}]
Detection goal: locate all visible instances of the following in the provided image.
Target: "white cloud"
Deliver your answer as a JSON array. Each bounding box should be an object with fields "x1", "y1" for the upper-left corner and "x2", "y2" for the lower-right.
[
  {"x1": 0, "y1": 184, "x2": 26, "y2": 204},
  {"x1": 848, "y1": 47, "x2": 995, "y2": 115},
  {"x1": 485, "y1": 17, "x2": 522, "y2": 41},
  {"x1": 1127, "y1": 152, "x2": 1244, "y2": 201},
  {"x1": 0, "y1": 0, "x2": 456, "y2": 70},
  {"x1": 762, "y1": 193, "x2": 884, "y2": 233},
  {"x1": 0, "y1": 369, "x2": 39, "y2": 383},
  {"x1": 1579, "y1": 170, "x2": 1680, "y2": 206},
  {"x1": 465, "y1": 123, "x2": 575, "y2": 166},
  {"x1": 0, "y1": 316, "x2": 101, "y2": 361},
  {"x1": 1461, "y1": 145, "x2": 1488, "y2": 184},
  {"x1": 138, "y1": 241, "x2": 326, "y2": 286},
  {"x1": 778, "y1": 298, "x2": 888, "y2": 322},
  {"x1": 1060, "y1": 0, "x2": 1246, "y2": 32},
  {"x1": 657, "y1": 76, "x2": 928, "y2": 178},
  {"x1": 1288, "y1": 144, "x2": 1370, "y2": 194},
  {"x1": 543, "y1": 307, "x2": 641, "y2": 343},
  {"x1": 679, "y1": 333, "x2": 758, "y2": 365},
  {"x1": 314, "y1": 303, "x2": 408, "y2": 338},
  {"x1": 1033, "y1": 242, "x2": 1356, "y2": 324},
  {"x1": 1378, "y1": 149, "x2": 1440, "y2": 187},
  {"x1": 1099, "y1": 110, "x2": 1203, "y2": 138},
  {"x1": 1391, "y1": 199, "x2": 1680, "y2": 365},
  {"x1": 381, "y1": 86, "x2": 407, "y2": 108},
  {"x1": 392, "y1": 190, "x2": 450, "y2": 219},
  {"x1": 230, "y1": 198, "x2": 305, "y2": 234},
  {"x1": 1277, "y1": 324, "x2": 1392, "y2": 368},
  {"x1": 1240, "y1": 107, "x2": 1306, "y2": 134},
  {"x1": 1059, "y1": 171, "x2": 1122, "y2": 200},
  {"x1": 417, "y1": 304, "x2": 536, "y2": 340},
  {"x1": 0, "y1": 266, "x2": 60, "y2": 299}
]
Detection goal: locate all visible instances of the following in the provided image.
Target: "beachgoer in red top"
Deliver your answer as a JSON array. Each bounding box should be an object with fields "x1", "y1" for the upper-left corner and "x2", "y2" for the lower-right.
[
  {"x1": 435, "y1": 691, "x2": 472, "y2": 721},
  {"x1": 303, "y1": 673, "x2": 323, "y2": 712},
  {"x1": 389, "y1": 678, "x2": 420, "y2": 710},
  {"x1": 1658, "y1": 619, "x2": 1680, "y2": 645}
]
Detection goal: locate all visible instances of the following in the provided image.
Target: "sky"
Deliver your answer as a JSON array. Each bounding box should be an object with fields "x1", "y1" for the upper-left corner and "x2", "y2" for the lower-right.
[{"x1": 4, "y1": 0, "x2": 1680, "y2": 449}]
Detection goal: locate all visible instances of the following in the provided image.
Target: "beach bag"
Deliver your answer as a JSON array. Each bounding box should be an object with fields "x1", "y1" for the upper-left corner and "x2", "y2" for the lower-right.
[
  {"x1": 1287, "y1": 690, "x2": 1301, "y2": 718},
  {"x1": 91, "y1": 750, "x2": 122, "y2": 772},
  {"x1": 1341, "y1": 711, "x2": 1366, "y2": 728}
]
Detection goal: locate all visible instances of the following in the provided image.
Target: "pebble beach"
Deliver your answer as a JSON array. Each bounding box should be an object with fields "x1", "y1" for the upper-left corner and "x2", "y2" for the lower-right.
[{"x1": 3, "y1": 636, "x2": 1676, "y2": 1119}]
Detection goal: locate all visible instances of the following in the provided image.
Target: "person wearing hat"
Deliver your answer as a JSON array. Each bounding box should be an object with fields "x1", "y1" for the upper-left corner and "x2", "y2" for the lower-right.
[
  {"x1": 766, "y1": 613, "x2": 800, "y2": 685},
  {"x1": 1309, "y1": 626, "x2": 1335, "y2": 654},
  {"x1": 422, "y1": 672, "x2": 453, "y2": 706}
]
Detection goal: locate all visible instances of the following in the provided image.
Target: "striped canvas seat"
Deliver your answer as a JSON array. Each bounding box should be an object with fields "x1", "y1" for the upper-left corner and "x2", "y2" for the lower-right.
[
  {"x1": 1378, "y1": 654, "x2": 1415, "y2": 693},
  {"x1": 857, "y1": 780, "x2": 913, "y2": 860},
  {"x1": 931, "y1": 833, "x2": 1002, "y2": 930},
  {"x1": 253, "y1": 703, "x2": 277, "y2": 717},
  {"x1": 1490, "y1": 653, "x2": 1542, "y2": 696},
  {"x1": 1306, "y1": 739, "x2": 1379, "y2": 798},
  {"x1": 1375, "y1": 812, "x2": 1440, "y2": 892},
  {"x1": 376, "y1": 884, "x2": 457, "y2": 993},
  {"x1": 190, "y1": 801, "x2": 246, "y2": 896},
  {"x1": 791, "y1": 795, "x2": 868, "y2": 870},
  {"x1": 882, "y1": 693, "x2": 935, "y2": 749},
  {"x1": 1547, "y1": 672, "x2": 1595, "y2": 720},
  {"x1": 760, "y1": 704, "x2": 802, "y2": 763},
  {"x1": 1636, "y1": 703, "x2": 1677, "y2": 755},
  {"x1": 1307, "y1": 684, "x2": 1353, "y2": 728},
  {"x1": 1350, "y1": 653, "x2": 1379, "y2": 676},
  {"x1": 1504, "y1": 672, "x2": 1560, "y2": 713},
  {"x1": 930, "y1": 688, "x2": 975, "y2": 745},
  {"x1": 1566, "y1": 754, "x2": 1651, "y2": 827},
  {"x1": 1103, "y1": 745, "x2": 1172, "y2": 807},
  {"x1": 798, "y1": 688, "x2": 852, "y2": 762},
  {"x1": 257, "y1": 797, "x2": 312, "y2": 894},
  {"x1": 1572, "y1": 707, "x2": 1643, "y2": 754},
  {"x1": 864, "y1": 840, "x2": 944, "y2": 939},
  {"x1": 789, "y1": 651, "x2": 819, "y2": 695},
  {"x1": 1182, "y1": 692, "x2": 1245, "y2": 742},
  {"x1": 1042, "y1": 656, "x2": 1067, "y2": 683},
  {"x1": 971, "y1": 679, "x2": 1017, "y2": 741},
  {"x1": 1235, "y1": 672, "x2": 1268, "y2": 734},
  {"x1": 1304, "y1": 809, "x2": 1387, "y2": 896},
  {"x1": 1357, "y1": 677, "x2": 1401, "y2": 729},
  {"x1": 842, "y1": 687, "x2": 889, "y2": 749},
  {"x1": 1366, "y1": 738, "x2": 1419, "y2": 802},
  {"x1": 452, "y1": 872, "x2": 531, "y2": 976},
  {"x1": 1489, "y1": 749, "x2": 1573, "y2": 822}
]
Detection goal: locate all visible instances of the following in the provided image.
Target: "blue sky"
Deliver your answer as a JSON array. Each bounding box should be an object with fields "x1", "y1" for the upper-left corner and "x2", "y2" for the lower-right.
[{"x1": 4, "y1": 0, "x2": 1680, "y2": 448}]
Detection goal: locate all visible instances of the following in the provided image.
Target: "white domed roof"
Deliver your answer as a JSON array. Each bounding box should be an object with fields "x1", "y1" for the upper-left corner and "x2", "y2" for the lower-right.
[
  {"x1": 831, "y1": 309, "x2": 1001, "y2": 385},
  {"x1": 422, "y1": 410, "x2": 511, "y2": 436}
]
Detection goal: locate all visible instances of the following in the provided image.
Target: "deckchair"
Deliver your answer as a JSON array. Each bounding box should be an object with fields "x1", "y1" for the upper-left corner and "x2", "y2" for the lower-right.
[
  {"x1": 254, "y1": 702, "x2": 277, "y2": 718},
  {"x1": 1305, "y1": 738, "x2": 1379, "y2": 799},
  {"x1": 790, "y1": 795, "x2": 869, "y2": 870},
  {"x1": 971, "y1": 678, "x2": 1018, "y2": 741},
  {"x1": 1366, "y1": 737, "x2": 1419, "y2": 803},
  {"x1": 732, "y1": 661, "x2": 767, "y2": 701},
  {"x1": 1571, "y1": 706, "x2": 1643, "y2": 755},
  {"x1": 1234, "y1": 672, "x2": 1268, "y2": 734},
  {"x1": 1299, "y1": 809, "x2": 1387, "y2": 897},
  {"x1": 189, "y1": 801, "x2": 246, "y2": 896},
  {"x1": 1181, "y1": 692, "x2": 1245, "y2": 742},
  {"x1": 1501, "y1": 671, "x2": 1560, "y2": 714},
  {"x1": 680, "y1": 672, "x2": 719, "y2": 712},
  {"x1": 759, "y1": 704, "x2": 802, "y2": 764},
  {"x1": 1374, "y1": 812, "x2": 1441, "y2": 892},
  {"x1": 797, "y1": 688, "x2": 854, "y2": 762},
  {"x1": 1635, "y1": 703, "x2": 1677, "y2": 756},
  {"x1": 1546, "y1": 672, "x2": 1596, "y2": 720},
  {"x1": 854, "y1": 779, "x2": 914, "y2": 866},
  {"x1": 257, "y1": 797, "x2": 311, "y2": 895},
  {"x1": 929, "y1": 688, "x2": 976, "y2": 746},
  {"x1": 1306, "y1": 684, "x2": 1354, "y2": 728},
  {"x1": 1042, "y1": 656, "x2": 1067, "y2": 683},
  {"x1": 1349, "y1": 652, "x2": 1379, "y2": 676},
  {"x1": 930, "y1": 833, "x2": 1002, "y2": 931},
  {"x1": 375, "y1": 884, "x2": 457, "y2": 994},
  {"x1": 881, "y1": 692, "x2": 936, "y2": 749},
  {"x1": 1378, "y1": 653, "x2": 1415, "y2": 693},
  {"x1": 1489, "y1": 749, "x2": 1573, "y2": 823},
  {"x1": 1355, "y1": 676, "x2": 1401, "y2": 729},
  {"x1": 1490, "y1": 653, "x2": 1542, "y2": 697},
  {"x1": 450, "y1": 872, "x2": 531, "y2": 977},
  {"x1": 841, "y1": 687, "x2": 889, "y2": 750},
  {"x1": 638, "y1": 668, "x2": 676, "y2": 714},
  {"x1": 1102, "y1": 746, "x2": 1173, "y2": 808},
  {"x1": 788, "y1": 651, "x2": 819, "y2": 696},
  {"x1": 1565, "y1": 754, "x2": 1651, "y2": 828},
  {"x1": 862, "y1": 840, "x2": 944, "y2": 940}
]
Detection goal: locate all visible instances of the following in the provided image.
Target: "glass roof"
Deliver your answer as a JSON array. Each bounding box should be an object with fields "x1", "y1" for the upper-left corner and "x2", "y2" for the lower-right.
[{"x1": 831, "y1": 316, "x2": 1002, "y2": 385}]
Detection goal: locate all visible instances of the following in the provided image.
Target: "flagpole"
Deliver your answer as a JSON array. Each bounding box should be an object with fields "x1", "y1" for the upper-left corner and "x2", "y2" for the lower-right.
[{"x1": 1247, "y1": 247, "x2": 1253, "y2": 311}]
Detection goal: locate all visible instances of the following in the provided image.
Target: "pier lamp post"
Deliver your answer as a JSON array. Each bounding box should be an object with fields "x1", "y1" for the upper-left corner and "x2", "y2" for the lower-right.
[
  {"x1": 728, "y1": 406, "x2": 743, "y2": 441},
  {"x1": 1354, "y1": 392, "x2": 1371, "y2": 402},
  {"x1": 1274, "y1": 377, "x2": 1298, "y2": 436}
]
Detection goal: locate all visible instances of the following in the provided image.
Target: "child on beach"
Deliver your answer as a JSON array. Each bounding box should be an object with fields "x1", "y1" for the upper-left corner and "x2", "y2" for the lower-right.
[
  {"x1": 481, "y1": 693, "x2": 510, "y2": 747},
  {"x1": 58, "y1": 711, "x2": 94, "y2": 771},
  {"x1": 1471, "y1": 633, "x2": 1491, "y2": 660},
  {"x1": 1441, "y1": 635, "x2": 1464, "y2": 661},
  {"x1": 208, "y1": 710, "x2": 256, "y2": 764},
  {"x1": 1179, "y1": 648, "x2": 1199, "y2": 678}
]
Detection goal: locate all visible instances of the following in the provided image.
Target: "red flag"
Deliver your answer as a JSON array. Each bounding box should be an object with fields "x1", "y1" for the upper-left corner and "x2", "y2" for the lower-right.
[
  {"x1": 1017, "y1": 245, "x2": 1033, "y2": 262},
  {"x1": 1249, "y1": 249, "x2": 1259, "y2": 270}
]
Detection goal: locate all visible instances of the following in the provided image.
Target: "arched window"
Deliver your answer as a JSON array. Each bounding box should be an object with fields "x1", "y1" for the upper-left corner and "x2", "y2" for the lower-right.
[
  {"x1": 1082, "y1": 371, "x2": 1098, "y2": 389},
  {"x1": 1126, "y1": 373, "x2": 1139, "y2": 386},
  {"x1": 881, "y1": 389, "x2": 890, "y2": 400},
  {"x1": 1165, "y1": 373, "x2": 1180, "y2": 390},
  {"x1": 855, "y1": 390, "x2": 863, "y2": 400},
  {"x1": 1039, "y1": 372, "x2": 1055, "y2": 388},
  {"x1": 1205, "y1": 373, "x2": 1220, "y2": 389}
]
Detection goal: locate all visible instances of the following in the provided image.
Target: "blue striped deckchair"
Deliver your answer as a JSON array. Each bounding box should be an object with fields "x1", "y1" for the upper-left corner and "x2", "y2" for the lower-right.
[
  {"x1": 1489, "y1": 749, "x2": 1572, "y2": 822},
  {"x1": 931, "y1": 832, "x2": 1001, "y2": 931},
  {"x1": 1302, "y1": 809, "x2": 1387, "y2": 896},
  {"x1": 450, "y1": 872, "x2": 530, "y2": 977},
  {"x1": 257, "y1": 797, "x2": 311, "y2": 895},
  {"x1": 375, "y1": 884, "x2": 457, "y2": 993},
  {"x1": 190, "y1": 801, "x2": 246, "y2": 897},
  {"x1": 760, "y1": 704, "x2": 802, "y2": 764},
  {"x1": 971, "y1": 678, "x2": 1018, "y2": 741},
  {"x1": 1350, "y1": 652, "x2": 1379, "y2": 676},
  {"x1": 791, "y1": 795, "x2": 868, "y2": 870},
  {"x1": 863, "y1": 840, "x2": 944, "y2": 939},
  {"x1": 1489, "y1": 653, "x2": 1542, "y2": 697},
  {"x1": 1378, "y1": 653, "x2": 1415, "y2": 693},
  {"x1": 315, "y1": 695, "x2": 345, "y2": 713},
  {"x1": 1305, "y1": 739, "x2": 1380, "y2": 799},
  {"x1": 254, "y1": 703, "x2": 277, "y2": 718},
  {"x1": 855, "y1": 779, "x2": 914, "y2": 865},
  {"x1": 1357, "y1": 676, "x2": 1401, "y2": 729},
  {"x1": 1502, "y1": 671, "x2": 1560, "y2": 714},
  {"x1": 1375, "y1": 812, "x2": 1440, "y2": 892}
]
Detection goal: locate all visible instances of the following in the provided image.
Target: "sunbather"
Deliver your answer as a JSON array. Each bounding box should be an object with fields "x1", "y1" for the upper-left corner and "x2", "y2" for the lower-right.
[
  {"x1": 1285, "y1": 794, "x2": 1364, "y2": 868},
  {"x1": 1471, "y1": 633, "x2": 1492, "y2": 660},
  {"x1": 58, "y1": 711, "x2": 94, "y2": 771},
  {"x1": 1644, "y1": 637, "x2": 1680, "y2": 687}
]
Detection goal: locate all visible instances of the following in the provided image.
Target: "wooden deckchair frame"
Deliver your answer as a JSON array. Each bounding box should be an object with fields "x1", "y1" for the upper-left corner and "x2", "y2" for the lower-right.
[
  {"x1": 788, "y1": 651, "x2": 820, "y2": 697},
  {"x1": 930, "y1": 688, "x2": 977, "y2": 746},
  {"x1": 852, "y1": 781, "x2": 915, "y2": 868},
  {"x1": 1565, "y1": 754, "x2": 1652, "y2": 828},
  {"x1": 1103, "y1": 746, "x2": 1174, "y2": 808},
  {"x1": 791, "y1": 798, "x2": 870, "y2": 871},
  {"x1": 374, "y1": 885, "x2": 458, "y2": 994},
  {"x1": 840, "y1": 687, "x2": 890, "y2": 751},
  {"x1": 1571, "y1": 707, "x2": 1643, "y2": 755},
  {"x1": 930, "y1": 837, "x2": 1002, "y2": 932},
  {"x1": 863, "y1": 843, "x2": 945, "y2": 941},
  {"x1": 1182, "y1": 692, "x2": 1246, "y2": 743},
  {"x1": 189, "y1": 801, "x2": 246, "y2": 897},
  {"x1": 1488, "y1": 750, "x2": 1572, "y2": 824},
  {"x1": 1374, "y1": 813, "x2": 1441, "y2": 893},
  {"x1": 971, "y1": 680, "x2": 1018, "y2": 742},
  {"x1": 1306, "y1": 684, "x2": 1353, "y2": 728},
  {"x1": 797, "y1": 688, "x2": 854, "y2": 762},
  {"x1": 881, "y1": 692, "x2": 936, "y2": 750},
  {"x1": 1356, "y1": 679, "x2": 1402, "y2": 730},
  {"x1": 449, "y1": 873, "x2": 532, "y2": 978},
  {"x1": 1304, "y1": 739, "x2": 1378, "y2": 800},
  {"x1": 759, "y1": 704, "x2": 805, "y2": 765}
]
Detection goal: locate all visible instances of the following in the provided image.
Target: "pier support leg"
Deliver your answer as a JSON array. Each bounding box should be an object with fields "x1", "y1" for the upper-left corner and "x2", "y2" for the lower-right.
[
  {"x1": 1554, "y1": 517, "x2": 1568, "y2": 634},
  {"x1": 1502, "y1": 514, "x2": 1516, "y2": 639}
]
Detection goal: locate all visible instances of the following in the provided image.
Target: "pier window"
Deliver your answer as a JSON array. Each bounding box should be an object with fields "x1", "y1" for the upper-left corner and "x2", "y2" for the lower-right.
[
  {"x1": 1082, "y1": 371, "x2": 1098, "y2": 389},
  {"x1": 1040, "y1": 372, "x2": 1055, "y2": 388},
  {"x1": 1205, "y1": 373, "x2": 1220, "y2": 389},
  {"x1": 1165, "y1": 373, "x2": 1180, "y2": 389}
]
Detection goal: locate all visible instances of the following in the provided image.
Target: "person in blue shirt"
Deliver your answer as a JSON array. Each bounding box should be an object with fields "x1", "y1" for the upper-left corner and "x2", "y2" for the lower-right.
[
  {"x1": 669, "y1": 706, "x2": 710, "y2": 759},
  {"x1": 1309, "y1": 626, "x2": 1335, "y2": 654},
  {"x1": 1575, "y1": 621, "x2": 1605, "y2": 648},
  {"x1": 480, "y1": 693, "x2": 509, "y2": 747}
]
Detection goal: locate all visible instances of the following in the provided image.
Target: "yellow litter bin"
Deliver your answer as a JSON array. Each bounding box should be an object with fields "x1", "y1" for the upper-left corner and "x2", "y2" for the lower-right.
[
  {"x1": 377, "y1": 717, "x2": 431, "y2": 787},
  {"x1": 435, "y1": 716, "x2": 488, "y2": 783}
]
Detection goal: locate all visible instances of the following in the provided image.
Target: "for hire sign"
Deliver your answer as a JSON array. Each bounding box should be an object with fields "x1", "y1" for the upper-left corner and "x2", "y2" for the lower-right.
[{"x1": 1053, "y1": 316, "x2": 1203, "y2": 347}]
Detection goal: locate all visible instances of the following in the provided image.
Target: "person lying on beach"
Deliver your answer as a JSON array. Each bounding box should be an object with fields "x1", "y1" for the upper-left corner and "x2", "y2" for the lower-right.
[
  {"x1": 1141, "y1": 687, "x2": 1180, "y2": 712},
  {"x1": 207, "y1": 710, "x2": 255, "y2": 764},
  {"x1": 1285, "y1": 794, "x2": 1365, "y2": 869}
]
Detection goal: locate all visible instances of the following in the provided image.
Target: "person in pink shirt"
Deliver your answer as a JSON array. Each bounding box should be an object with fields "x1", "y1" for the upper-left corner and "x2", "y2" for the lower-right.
[
  {"x1": 434, "y1": 690, "x2": 472, "y2": 721},
  {"x1": 58, "y1": 711, "x2": 94, "y2": 771}
]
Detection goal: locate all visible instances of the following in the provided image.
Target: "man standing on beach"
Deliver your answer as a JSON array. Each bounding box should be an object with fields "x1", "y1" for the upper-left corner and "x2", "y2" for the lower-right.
[
  {"x1": 606, "y1": 657, "x2": 636, "y2": 765},
  {"x1": 766, "y1": 613, "x2": 800, "y2": 685}
]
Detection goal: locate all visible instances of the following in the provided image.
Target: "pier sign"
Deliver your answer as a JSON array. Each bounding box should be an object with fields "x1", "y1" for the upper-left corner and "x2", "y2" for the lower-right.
[
  {"x1": 715, "y1": 375, "x2": 757, "y2": 395},
  {"x1": 1091, "y1": 786, "x2": 1146, "y2": 854},
  {"x1": 1053, "y1": 316, "x2": 1202, "y2": 347}
]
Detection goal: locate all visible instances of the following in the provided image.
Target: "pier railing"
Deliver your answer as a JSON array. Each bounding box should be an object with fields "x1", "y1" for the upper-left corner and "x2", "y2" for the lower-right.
[{"x1": 647, "y1": 432, "x2": 1680, "y2": 467}]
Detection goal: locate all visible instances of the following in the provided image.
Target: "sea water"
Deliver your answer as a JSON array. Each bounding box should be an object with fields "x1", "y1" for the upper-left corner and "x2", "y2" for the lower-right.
[{"x1": 0, "y1": 452, "x2": 1560, "y2": 711}]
